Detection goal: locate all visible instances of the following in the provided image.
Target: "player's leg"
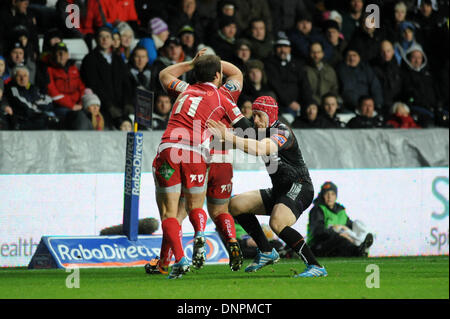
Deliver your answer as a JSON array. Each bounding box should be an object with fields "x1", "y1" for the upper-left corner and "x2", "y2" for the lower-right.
[
  {"x1": 181, "y1": 152, "x2": 208, "y2": 269},
  {"x1": 270, "y1": 183, "x2": 327, "y2": 278},
  {"x1": 229, "y1": 189, "x2": 280, "y2": 272},
  {"x1": 206, "y1": 163, "x2": 243, "y2": 271}
]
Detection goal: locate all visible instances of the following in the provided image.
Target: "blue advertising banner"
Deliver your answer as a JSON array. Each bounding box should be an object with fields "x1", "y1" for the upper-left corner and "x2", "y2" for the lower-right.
[
  {"x1": 28, "y1": 233, "x2": 229, "y2": 269},
  {"x1": 123, "y1": 132, "x2": 144, "y2": 241}
]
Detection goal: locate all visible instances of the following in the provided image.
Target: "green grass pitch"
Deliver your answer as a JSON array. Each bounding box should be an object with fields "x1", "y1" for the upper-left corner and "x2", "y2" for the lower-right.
[{"x1": 0, "y1": 256, "x2": 448, "y2": 299}]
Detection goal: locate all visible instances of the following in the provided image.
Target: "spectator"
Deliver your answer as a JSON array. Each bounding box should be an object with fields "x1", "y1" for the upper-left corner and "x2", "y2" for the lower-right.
[
  {"x1": 346, "y1": 95, "x2": 385, "y2": 128},
  {"x1": 209, "y1": 15, "x2": 238, "y2": 61},
  {"x1": 213, "y1": 0, "x2": 238, "y2": 35},
  {"x1": 0, "y1": 56, "x2": 10, "y2": 83},
  {"x1": 336, "y1": 47, "x2": 384, "y2": 111},
  {"x1": 4, "y1": 65, "x2": 58, "y2": 130},
  {"x1": 304, "y1": 42, "x2": 339, "y2": 106},
  {"x1": 0, "y1": 79, "x2": 13, "y2": 130},
  {"x1": 233, "y1": 0, "x2": 272, "y2": 35},
  {"x1": 320, "y1": 93, "x2": 346, "y2": 128},
  {"x1": 118, "y1": 115, "x2": 133, "y2": 131},
  {"x1": 347, "y1": 13, "x2": 385, "y2": 63},
  {"x1": 372, "y1": 40, "x2": 403, "y2": 116},
  {"x1": 231, "y1": 38, "x2": 252, "y2": 72},
  {"x1": 400, "y1": 43, "x2": 438, "y2": 127},
  {"x1": 239, "y1": 100, "x2": 254, "y2": 124},
  {"x1": 386, "y1": 101, "x2": 421, "y2": 128},
  {"x1": 244, "y1": 18, "x2": 273, "y2": 61},
  {"x1": 6, "y1": 41, "x2": 37, "y2": 87},
  {"x1": 168, "y1": 0, "x2": 206, "y2": 44},
  {"x1": 137, "y1": 17, "x2": 170, "y2": 66},
  {"x1": 268, "y1": 0, "x2": 315, "y2": 35},
  {"x1": 150, "y1": 36, "x2": 191, "y2": 96},
  {"x1": 128, "y1": 46, "x2": 152, "y2": 94},
  {"x1": 386, "y1": 1, "x2": 410, "y2": 43},
  {"x1": 178, "y1": 25, "x2": 198, "y2": 60},
  {"x1": 0, "y1": 0, "x2": 39, "y2": 61},
  {"x1": 10, "y1": 24, "x2": 37, "y2": 62},
  {"x1": 264, "y1": 32, "x2": 314, "y2": 124},
  {"x1": 307, "y1": 181, "x2": 374, "y2": 257},
  {"x1": 81, "y1": 88, "x2": 104, "y2": 131},
  {"x1": 288, "y1": 12, "x2": 333, "y2": 62},
  {"x1": 340, "y1": 0, "x2": 365, "y2": 41},
  {"x1": 394, "y1": 21, "x2": 421, "y2": 65},
  {"x1": 46, "y1": 42, "x2": 86, "y2": 127},
  {"x1": 240, "y1": 59, "x2": 276, "y2": 105},
  {"x1": 292, "y1": 103, "x2": 328, "y2": 128},
  {"x1": 152, "y1": 94, "x2": 172, "y2": 130},
  {"x1": 323, "y1": 19, "x2": 348, "y2": 67},
  {"x1": 80, "y1": 26, "x2": 134, "y2": 129},
  {"x1": 40, "y1": 28, "x2": 62, "y2": 62},
  {"x1": 116, "y1": 21, "x2": 136, "y2": 63}
]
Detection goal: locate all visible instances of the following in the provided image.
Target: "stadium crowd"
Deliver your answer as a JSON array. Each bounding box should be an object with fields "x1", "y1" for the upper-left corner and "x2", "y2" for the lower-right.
[{"x1": 0, "y1": 0, "x2": 448, "y2": 131}]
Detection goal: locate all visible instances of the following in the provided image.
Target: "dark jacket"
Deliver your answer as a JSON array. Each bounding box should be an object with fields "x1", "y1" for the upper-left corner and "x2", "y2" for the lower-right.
[
  {"x1": 244, "y1": 35, "x2": 274, "y2": 61},
  {"x1": 347, "y1": 28, "x2": 384, "y2": 63},
  {"x1": 346, "y1": 112, "x2": 385, "y2": 129},
  {"x1": 372, "y1": 57, "x2": 403, "y2": 115},
  {"x1": 268, "y1": 0, "x2": 315, "y2": 34},
  {"x1": 321, "y1": 113, "x2": 346, "y2": 128},
  {"x1": 336, "y1": 61, "x2": 384, "y2": 111},
  {"x1": 209, "y1": 31, "x2": 236, "y2": 62},
  {"x1": 288, "y1": 27, "x2": 334, "y2": 62},
  {"x1": 80, "y1": 48, "x2": 133, "y2": 128},
  {"x1": 264, "y1": 55, "x2": 314, "y2": 111},
  {"x1": 327, "y1": 38, "x2": 348, "y2": 67}
]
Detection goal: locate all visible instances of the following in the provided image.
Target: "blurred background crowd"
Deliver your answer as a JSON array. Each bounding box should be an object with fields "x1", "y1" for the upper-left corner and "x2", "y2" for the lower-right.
[{"x1": 0, "y1": 0, "x2": 448, "y2": 131}]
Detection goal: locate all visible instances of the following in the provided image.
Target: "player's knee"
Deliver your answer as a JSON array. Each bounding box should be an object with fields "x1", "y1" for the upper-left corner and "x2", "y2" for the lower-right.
[
  {"x1": 269, "y1": 218, "x2": 286, "y2": 235},
  {"x1": 229, "y1": 199, "x2": 242, "y2": 216}
]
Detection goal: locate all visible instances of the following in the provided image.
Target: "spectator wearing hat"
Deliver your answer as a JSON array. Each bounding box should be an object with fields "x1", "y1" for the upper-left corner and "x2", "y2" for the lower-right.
[
  {"x1": 209, "y1": 15, "x2": 238, "y2": 61},
  {"x1": 340, "y1": 0, "x2": 365, "y2": 41},
  {"x1": 152, "y1": 93, "x2": 172, "y2": 130},
  {"x1": 244, "y1": 18, "x2": 273, "y2": 61},
  {"x1": 386, "y1": 101, "x2": 421, "y2": 128},
  {"x1": 288, "y1": 12, "x2": 333, "y2": 62},
  {"x1": 6, "y1": 41, "x2": 37, "y2": 87},
  {"x1": 372, "y1": 40, "x2": 403, "y2": 116},
  {"x1": 178, "y1": 25, "x2": 198, "y2": 59},
  {"x1": 263, "y1": 31, "x2": 315, "y2": 124},
  {"x1": 267, "y1": 0, "x2": 316, "y2": 35},
  {"x1": 336, "y1": 47, "x2": 384, "y2": 112},
  {"x1": 239, "y1": 59, "x2": 276, "y2": 106},
  {"x1": 307, "y1": 181, "x2": 374, "y2": 257},
  {"x1": 324, "y1": 19, "x2": 348, "y2": 67},
  {"x1": 393, "y1": 21, "x2": 421, "y2": 65},
  {"x1": 169, "y1": 0, "x2": 206, "y2": 44},
  {"x1": 346, "y1": 95, "x2": 385, "y2": 128},
  {"x1": 80, "y1": 26, "x2": 134, "y2": 129},
  {"x1": 150, "y1": 36, "x2": 191, "y2": 96},
  {"x1": 4, "y1": 64, "x2": 57, "y2": 130},
  {"x1": 128, "y1": 45, "x2": 152, "y2": 99},
  {"x1": 304, "y1": 42, "x2": 339, "y2": 106},
  {"x1": 400, "y1": 43, "x2": 439, "y2": 127},
  {"x1": 46, "y1": 42, "x2": 86, "y2": 126},
  {"x1": 81, "y1": 88, "x2": 104, "y2": 130},
  {"x1": 137, "y1": 17, "x2": 170, "y2": 66}
]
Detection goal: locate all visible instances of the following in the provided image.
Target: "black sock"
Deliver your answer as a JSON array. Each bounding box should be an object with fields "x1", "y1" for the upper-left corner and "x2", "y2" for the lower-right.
[
  {"x1": 235, "y1": 214, "x2": 272, "y2": 252},
  {"x1": 279, "y1": 226, "x2": 321, "y2": 267}
]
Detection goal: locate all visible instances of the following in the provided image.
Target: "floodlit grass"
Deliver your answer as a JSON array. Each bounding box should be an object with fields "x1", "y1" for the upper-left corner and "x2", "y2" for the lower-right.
[{"x1": 0, "y1": 256, "x2": 448, "y2": 299}]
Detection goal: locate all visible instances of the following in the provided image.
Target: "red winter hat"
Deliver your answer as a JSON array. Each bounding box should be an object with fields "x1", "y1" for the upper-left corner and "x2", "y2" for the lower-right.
[{"x1": 252, "y1": 96, "x2": 279, "y2": 127}]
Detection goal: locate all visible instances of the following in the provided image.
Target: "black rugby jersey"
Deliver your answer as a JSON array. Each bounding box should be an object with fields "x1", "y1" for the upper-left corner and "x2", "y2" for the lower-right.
[{"x1": 259, "y1": 121, "x2": 313, "y2": 192}]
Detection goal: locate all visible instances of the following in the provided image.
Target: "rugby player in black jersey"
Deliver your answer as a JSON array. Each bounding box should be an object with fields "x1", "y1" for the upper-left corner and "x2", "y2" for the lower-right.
[{"x1": 207, "y1": 96, "x2": 327, "y2": 278}]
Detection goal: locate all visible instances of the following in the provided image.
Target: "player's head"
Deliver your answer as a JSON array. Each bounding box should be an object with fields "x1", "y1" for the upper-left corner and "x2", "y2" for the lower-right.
[
  {"x1": 252, "y1": 96, "x2": 278, "y2": 128},
  {"x1": 193, "y1": 54, "x2": 223, "y2": 86}
]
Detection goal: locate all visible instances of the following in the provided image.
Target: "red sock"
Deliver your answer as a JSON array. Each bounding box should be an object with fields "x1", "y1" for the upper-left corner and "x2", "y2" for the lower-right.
[
  {"x1": 214, "y1": 212, "x2": 237, "y2": 242},
  {"x1": 161, "y1": 218, "x2": 184, "y2": 262},
  {"x1": 160, "y1": 236, "x2": 173, "y2": 266},
  {"x1": 189, "y1": 208, "x2": 207, "y2": 234}
]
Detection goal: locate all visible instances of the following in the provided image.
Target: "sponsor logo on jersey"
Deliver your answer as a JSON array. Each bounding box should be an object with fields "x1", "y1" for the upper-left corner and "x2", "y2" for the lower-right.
[{"x1": 224, "y1": 80, "x2": 240, "y2": 92}]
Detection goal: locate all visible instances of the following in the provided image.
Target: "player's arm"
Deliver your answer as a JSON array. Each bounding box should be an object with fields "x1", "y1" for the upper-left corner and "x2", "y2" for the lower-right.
[
  {"x1": 221, "y1": 60, "x2": 243, "y2": 89},
  {"x1": 159, "y1": 48, "x2": 207, "y2": 91},
  {"x1": 207, "y1": 119, "x2": 277, "y2": 156}
]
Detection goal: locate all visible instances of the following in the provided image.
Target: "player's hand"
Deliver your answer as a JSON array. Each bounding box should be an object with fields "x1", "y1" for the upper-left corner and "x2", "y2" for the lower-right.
[
  {"x1": 192, "y1": 48, "x2": 208, "y2": 64},
  {"x1": 206, "y1": 119, "x2": 227, "y2": 139}
]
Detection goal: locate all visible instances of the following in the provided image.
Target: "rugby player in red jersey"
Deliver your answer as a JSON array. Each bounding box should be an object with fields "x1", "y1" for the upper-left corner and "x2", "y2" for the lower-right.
[{"x1": 150, "y1": 49, "x2": 252, "y2": 278}]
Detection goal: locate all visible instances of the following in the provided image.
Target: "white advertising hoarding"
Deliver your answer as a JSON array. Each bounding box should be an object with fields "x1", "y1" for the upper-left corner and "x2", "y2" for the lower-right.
[{"x1": 0, "y1": 168, "x2": 448, "y2": 267}]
